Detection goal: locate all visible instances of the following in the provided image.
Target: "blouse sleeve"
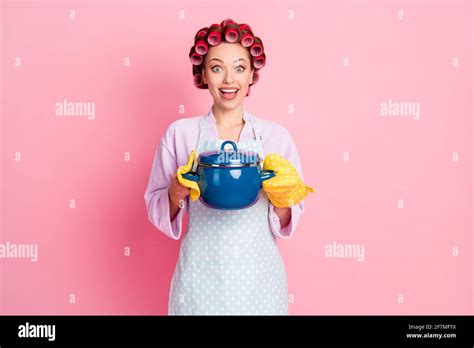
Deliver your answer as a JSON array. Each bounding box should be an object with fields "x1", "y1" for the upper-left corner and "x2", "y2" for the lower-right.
[
  {"x1": 267, "y1": 128, "x2": 306, "y2": 239},
  {"x1": 144, "y1": 128, "x2": 188, "y2": 240}
]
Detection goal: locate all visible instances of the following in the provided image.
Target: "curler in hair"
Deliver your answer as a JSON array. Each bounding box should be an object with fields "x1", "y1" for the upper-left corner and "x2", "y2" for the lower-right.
[
  {"x1": 190, "y1": 51, "x2": 203, "y2": 65},
  {"x1": 252, "y1": 54, "x2": 265, "y2": 69},
  {"x1": 195, "y1": 39, "x2": 208, "y2": 55},
  {"x1": 193, "y1": 73, "x2": 204, "y2": 87},
  {"x1": 195, "y1": 29, "x2": 207, "y2": 40},
  {"x1": 240, "y1": 32, "x2": 254, "y2": 47},
  {"x1": 238, "y1": 23, "x2": 252, "y2": 32},
  {"x1": 250, "y1": 42, "x2": 263, "y2": 57},
  {"x1": 224, "y1": 27, "x2": 239, "y2": 43},
  {"x1": 207, "y1": 30, "x2": 222, "y2": 46},
  {"x1": 252, "y1": 71, "x2": 260, "y2": 84},
  {"x1": 221, "y1": 18, "x2": 235, "y2": 27}
]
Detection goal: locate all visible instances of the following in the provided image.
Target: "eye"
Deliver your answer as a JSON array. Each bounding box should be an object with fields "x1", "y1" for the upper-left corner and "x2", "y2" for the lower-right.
[{"x1": 211, "y1": 65, "x2": 246, "y2": 73}]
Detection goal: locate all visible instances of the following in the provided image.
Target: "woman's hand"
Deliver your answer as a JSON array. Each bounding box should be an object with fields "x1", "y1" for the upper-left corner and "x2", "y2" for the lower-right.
[{"x1": 168, "y1": 174, "x2": 190, "y2": 220}]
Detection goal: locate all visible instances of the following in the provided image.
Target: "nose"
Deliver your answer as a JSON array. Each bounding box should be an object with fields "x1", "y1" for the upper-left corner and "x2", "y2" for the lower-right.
[{"x1": 223, "y1": 70, "x2": 235, "y2": 84}]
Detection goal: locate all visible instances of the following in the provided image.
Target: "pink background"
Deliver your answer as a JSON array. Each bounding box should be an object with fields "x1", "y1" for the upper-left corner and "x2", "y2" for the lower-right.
[{"x1": 1, "y1": 0, "x2": 472, "y2": 315}]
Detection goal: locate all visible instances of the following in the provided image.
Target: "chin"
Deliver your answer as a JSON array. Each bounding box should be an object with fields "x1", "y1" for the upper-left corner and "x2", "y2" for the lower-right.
[
  {"x1": 212, "y1": 95, "x2": 242, "y2": 107},
  {"x1": 218, "y1": 101, "x2": 243, "y2": 110}
]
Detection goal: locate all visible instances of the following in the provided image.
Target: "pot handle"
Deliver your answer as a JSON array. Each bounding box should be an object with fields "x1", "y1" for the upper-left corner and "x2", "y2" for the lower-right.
[
  {"x1": 221, "y1": 140, "x2": 238, "y2": 151},
  {"x1": 182, "y1": 172, "x2": 199, "y2": 182},
  {"x1": 260, "y1": 170, "x2": 276, "y2": 181}
]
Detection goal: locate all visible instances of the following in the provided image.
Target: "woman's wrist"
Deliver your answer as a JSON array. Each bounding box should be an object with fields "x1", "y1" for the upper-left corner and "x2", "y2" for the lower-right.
[
  {"x1": 168, "y1": 188, "x2": 181, "y2": 221},
  {"x1": 273, "y1": 206, "x2": 291, "y2": 228}
]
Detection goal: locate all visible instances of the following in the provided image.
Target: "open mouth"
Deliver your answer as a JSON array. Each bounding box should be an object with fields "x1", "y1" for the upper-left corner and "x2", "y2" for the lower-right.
[{"x1": 219, "y1": 88, "x2": 239, "y2": 100}]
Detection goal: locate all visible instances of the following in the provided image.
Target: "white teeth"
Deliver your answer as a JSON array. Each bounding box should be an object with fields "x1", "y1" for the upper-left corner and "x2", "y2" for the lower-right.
[{"x1": 220, "y1": 89, "x2": 238, "y2": 93}]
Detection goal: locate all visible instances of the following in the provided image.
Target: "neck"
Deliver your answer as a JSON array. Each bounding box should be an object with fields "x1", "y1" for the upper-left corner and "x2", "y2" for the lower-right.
[{"x1": 212, "y1": 104, "x2": 245, "y2": 127}]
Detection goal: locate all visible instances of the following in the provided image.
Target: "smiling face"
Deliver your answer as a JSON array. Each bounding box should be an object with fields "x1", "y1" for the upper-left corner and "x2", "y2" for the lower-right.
[{"x1": 202, "y1": 43, "x2": 255, "y2": 110}]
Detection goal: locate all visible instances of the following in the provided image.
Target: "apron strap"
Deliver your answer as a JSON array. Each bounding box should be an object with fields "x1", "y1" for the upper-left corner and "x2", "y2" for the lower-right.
[
  {"x1": 193, "y1": 115, "x2": 208, "y2": 171},
  {"x1": 196, "y1": 115, "x2": 207, "y2": 150},
  {"x1": 247, "y1": 113, "x2": 265, "y2": 164},
  {"x1": 248, "y1": 113, "x2": 262, "y2": 142}
]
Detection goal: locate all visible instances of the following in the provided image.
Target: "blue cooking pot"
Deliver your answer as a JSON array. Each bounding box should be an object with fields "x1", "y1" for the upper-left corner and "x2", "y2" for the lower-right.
[{"x1": 181, "y1": 140, "x2": 275, "y2": 210}]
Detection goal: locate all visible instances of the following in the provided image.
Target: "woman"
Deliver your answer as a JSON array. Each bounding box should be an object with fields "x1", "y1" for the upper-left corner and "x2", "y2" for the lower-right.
[{"x1": 144, "y1": 19, "x2": 308, "y2": 315}]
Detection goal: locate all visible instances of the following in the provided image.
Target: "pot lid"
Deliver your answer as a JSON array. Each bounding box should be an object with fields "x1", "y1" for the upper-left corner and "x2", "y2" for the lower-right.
[{"x1": 199, "y1": 140, "x2": 261, "y2": 166}]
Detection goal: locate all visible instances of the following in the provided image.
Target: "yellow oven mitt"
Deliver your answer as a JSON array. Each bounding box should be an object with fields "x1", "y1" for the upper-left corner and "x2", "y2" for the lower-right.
[
  {"x1": 262, "y1": 153, "x2": 316, "y2": 208},
  {"x1": 176, "y1": 149, "x2": 200, "y2": 201}
]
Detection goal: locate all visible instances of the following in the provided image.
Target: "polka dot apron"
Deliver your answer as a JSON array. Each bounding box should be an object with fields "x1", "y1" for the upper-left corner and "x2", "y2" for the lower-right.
[{"x1": 168, "y1": 112, "x2": 289, "y2": 315}]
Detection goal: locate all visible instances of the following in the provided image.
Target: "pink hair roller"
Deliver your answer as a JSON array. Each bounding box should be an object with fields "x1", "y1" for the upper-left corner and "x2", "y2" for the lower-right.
[
  {"x1": 252, "y1": 71, "x2": 260, "y2": 84},
  {"x1": 225, "y1": 27, "x2": 239, "y2": 43},
  {"x1": 195, "y1": 39, "x2": 208, "y2": 55},
  {"x1": 207, "y1": 30, "x2": 222, "y2": 46},
  {"x1": 240, "y1": 32, "x2": 254, "y2": 47},
  {"x1": 238, "y1": 24, "x2": 252, "y2": 32},
  {"x1": 193, "y1": 73, "x2": 204, "y2": 87},
  {"x1": 221, "y1": 19, "x2": 235, "y2": 27},
  {"x1": 250, "y1": 42, "x2": 263, "y2": 57},
  {"x1": 195, "y1": 29, "x2": 207, "y2": 40},
  {"x1": 190, "y1": 51, "x2": 203, "y2": 65},
  {"x1": 252, "y1": 55, "x2": 265, "y2": 69}
]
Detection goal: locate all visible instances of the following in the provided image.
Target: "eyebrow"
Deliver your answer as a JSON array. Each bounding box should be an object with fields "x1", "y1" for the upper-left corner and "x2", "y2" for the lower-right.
[{"x1": 209, "y1": 58, "x2": 247, "y2": 64}]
